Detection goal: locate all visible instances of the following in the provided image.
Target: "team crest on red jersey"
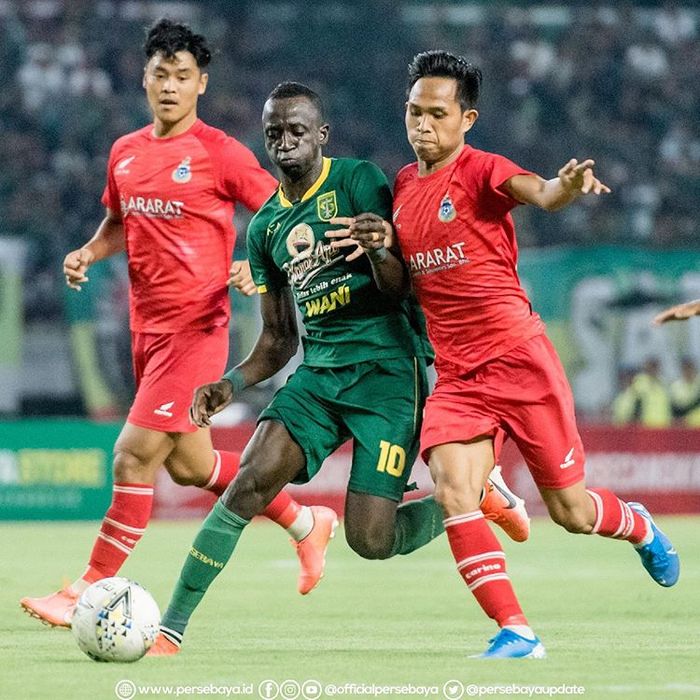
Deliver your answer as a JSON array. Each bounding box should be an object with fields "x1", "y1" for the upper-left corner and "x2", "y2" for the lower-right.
[
  {"x1": 438, "y1": 192, "x2": 457, "y2": 223},
  {"x1": 172, "y1": 157, "x2": 192, "y2": 183}
]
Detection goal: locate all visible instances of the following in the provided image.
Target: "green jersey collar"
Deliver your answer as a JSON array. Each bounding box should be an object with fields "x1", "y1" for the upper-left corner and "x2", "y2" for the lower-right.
[{"x1": 278, "y1": 157, "x2": 332, "y2": 208}]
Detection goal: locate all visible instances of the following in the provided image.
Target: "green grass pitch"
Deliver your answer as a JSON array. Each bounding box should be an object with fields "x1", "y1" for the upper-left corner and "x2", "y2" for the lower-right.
[{"x1": 3, "y1": 516, "x2": 699, "y2": 700}]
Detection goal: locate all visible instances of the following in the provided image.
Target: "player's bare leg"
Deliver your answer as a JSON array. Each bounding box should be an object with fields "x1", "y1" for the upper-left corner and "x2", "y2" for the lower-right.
[
  {"x1": 21, "y1": 423, "x2": 329, "y2": 628},
  {"x1": 430, "y1": 439, "x2": 545, "y2": 659},
  {"x1": 20, "y1": 423, "x2": 170, "y2": 628},
  {"x1": 540, "y1": 481, "x2": 679, "y2": 587},
  {"x1": 165, "y1": 428, "x2": 327, "y2": 562},
  {"x1": 150, "y1": 419, "x2": 336, "y2": 655}
]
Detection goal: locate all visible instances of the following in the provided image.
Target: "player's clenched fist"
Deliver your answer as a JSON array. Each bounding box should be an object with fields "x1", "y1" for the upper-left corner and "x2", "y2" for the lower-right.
[
  {"x1": 558, "y1": 158, "x2": 611, "y2": 196},
  {"x1": 189, "y1": 380, "x2": 234, "y2": 428},
  {"x1": 63, "y1": 247, "x2": 95, "y2": 291},
  {"x1": 227, "y1": 259, "x2": 257, "y2": 296}
]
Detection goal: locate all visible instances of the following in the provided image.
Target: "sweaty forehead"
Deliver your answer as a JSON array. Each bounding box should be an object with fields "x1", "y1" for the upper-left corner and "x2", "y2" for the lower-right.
[
  {"x1": 263, "y1": 97, "x2": 320, "y2": 127},
  {"x1": 408, "y1": 77, "x2": 460, "y2": 107},
  {"x1": 147, "y1": 51, "x2": 198, "y2": 72}
]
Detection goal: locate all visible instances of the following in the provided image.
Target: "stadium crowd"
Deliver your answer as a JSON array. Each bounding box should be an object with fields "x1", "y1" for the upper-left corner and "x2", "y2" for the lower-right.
[{"x1": 0, "y1": 0, "x2": 698, "y2": 414}]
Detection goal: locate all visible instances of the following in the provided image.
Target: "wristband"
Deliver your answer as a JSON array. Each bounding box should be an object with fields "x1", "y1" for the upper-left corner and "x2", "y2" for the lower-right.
[{"x1": 222, "y1": 367, "x2": 246, "y2": 394}]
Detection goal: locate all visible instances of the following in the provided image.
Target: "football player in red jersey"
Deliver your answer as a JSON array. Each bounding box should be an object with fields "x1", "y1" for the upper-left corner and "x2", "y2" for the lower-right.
[
  {"x1": 339, "y1": 50, "x2": 679, "y2": 658},
  {"x1": 20, "y1": 20, "x2": 336, "y2": 629}
]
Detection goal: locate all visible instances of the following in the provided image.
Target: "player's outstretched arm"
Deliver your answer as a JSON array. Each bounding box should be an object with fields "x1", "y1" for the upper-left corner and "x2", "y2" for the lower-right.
[
  {"x1": 325, "y1": 214, "x2": 409, "y2": 297},
  {"x1": 63, "y1": 209, "x2": 125, "y2": 291},
  {"x1": 227, "y1": 259, "x2": 257, "y2": 296},
  {"x1": 654, "y1": 300, "x2": 700, "y2": 324},
  {"x1": 505, "y1": 159, "x2": 611, "y2": 212},
  {"x1": 190, "y1": 286, "x2": 299, "y2": 428}
]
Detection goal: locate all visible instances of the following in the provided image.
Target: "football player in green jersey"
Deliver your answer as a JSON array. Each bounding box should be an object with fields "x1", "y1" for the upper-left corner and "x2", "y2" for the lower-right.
[{"x1": 148, "y1": 82, "x2": 527, "y2": 655}]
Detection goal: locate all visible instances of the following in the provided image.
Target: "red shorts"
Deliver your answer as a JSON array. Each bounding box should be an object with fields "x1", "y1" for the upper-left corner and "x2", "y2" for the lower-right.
[
  {"x1": 128, "y1": 326, "x2": 229, "y2": 434},
  {"x1": 421, "y1": 334, "x2": 585, "y2": 490}
]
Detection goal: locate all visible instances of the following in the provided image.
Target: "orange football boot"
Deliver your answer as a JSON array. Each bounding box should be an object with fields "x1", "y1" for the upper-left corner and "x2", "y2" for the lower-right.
[
  {"x1": 20, "y1": 586, "x2": 79, "y2": 628},
  {"x1": 481, "y1": 464, "x2": 530, "y2": 542},
  {"x1": 146, "y1": 632, "x2": 181, "y2": 657},
  {"x1": 292, "y1": 505, "x2": 338, "y2": 594}
]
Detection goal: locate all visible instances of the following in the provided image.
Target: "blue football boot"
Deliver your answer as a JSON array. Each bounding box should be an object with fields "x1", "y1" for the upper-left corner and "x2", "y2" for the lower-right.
[
  {"x1": 628, "y1": 502, "x2": 680, "y2": 587},
  {"x1": 471, "y1": 628, "x2": 546, "y2": 659}
]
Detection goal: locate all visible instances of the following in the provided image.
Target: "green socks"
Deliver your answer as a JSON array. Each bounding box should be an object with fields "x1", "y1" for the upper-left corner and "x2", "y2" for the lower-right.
[
  {"x1": 160, "y1": 499, "x2": 249, "y2": 638},
  {"x1": 390, "y1": 495, "x2": 445, "y2": 556}
]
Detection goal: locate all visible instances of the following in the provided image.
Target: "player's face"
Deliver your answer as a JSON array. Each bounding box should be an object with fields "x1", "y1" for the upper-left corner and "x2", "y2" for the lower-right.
[
  {"x1": 143, "y1": 51, "x2": 208, "y2": 126},
  {"x1": 405, "y1": 77, "x2": 478, "y2": 166},
  {"x1": 262, "y1": 97, "x2": 329, "y2": 179}
]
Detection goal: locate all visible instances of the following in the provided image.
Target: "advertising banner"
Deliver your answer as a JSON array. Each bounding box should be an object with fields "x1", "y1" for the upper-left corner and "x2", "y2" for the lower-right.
[
  {"x1": 152, "y1": 424, "x2": 700, "y2": 518},
  {"x1": 0, "y1": 421, "x2": 118, "y2": 520},
  {"x1": 518, "y1": 246, "x2": 700, "y2": 414}
]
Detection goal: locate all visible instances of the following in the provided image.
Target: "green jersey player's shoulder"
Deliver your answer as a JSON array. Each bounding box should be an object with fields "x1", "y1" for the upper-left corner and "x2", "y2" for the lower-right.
[
  {"x1": 247, "y1": 192, "x2": 280, "y2": 239},
  {"x1": 331, "y1": 157, "x2": 388, "y2": 182},
  {"x1": 330, "y1": 157, "x2": 392, "y2": 219}
]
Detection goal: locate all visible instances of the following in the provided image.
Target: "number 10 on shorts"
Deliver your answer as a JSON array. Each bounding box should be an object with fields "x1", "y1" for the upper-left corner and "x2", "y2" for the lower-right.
[{"x1": 376, "y1": 440, "x2": 406, "y2": 477}]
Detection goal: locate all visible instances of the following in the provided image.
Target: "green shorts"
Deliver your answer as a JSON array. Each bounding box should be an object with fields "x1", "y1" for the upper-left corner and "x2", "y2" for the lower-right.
[{"x1": 258, "y1": 356, "x2": 429, "y2": 501}]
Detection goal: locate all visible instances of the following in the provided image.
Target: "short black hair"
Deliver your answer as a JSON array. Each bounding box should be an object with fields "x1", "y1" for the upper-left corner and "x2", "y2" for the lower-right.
[
  {"x1": 407, "y1": 50, "x2": 482, "y2": 111},
  {"x1": 267, "y1": 81, "x2": 325, "y2": 120},
  {"x1": 144, "y1": 19, "x2": 211, "y2": 68}
]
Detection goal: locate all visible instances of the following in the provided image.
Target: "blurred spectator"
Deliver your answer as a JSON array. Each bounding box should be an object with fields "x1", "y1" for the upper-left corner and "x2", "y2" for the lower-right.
[
  {"x1": 611, "y1": 367, "x2": 638, "y2": 425},
  {"x1": 1, "y1": 0, "x2": 699, "y2": 414},
  {"x1": 612, "y1": 358, "x2": 673, "y2": 427},
  {"x1": 3, "y1": 1, "x2": 699, "y2": 265},
  {"x1": 670, "y1": 357, "x2": 700, "y2": 427}
]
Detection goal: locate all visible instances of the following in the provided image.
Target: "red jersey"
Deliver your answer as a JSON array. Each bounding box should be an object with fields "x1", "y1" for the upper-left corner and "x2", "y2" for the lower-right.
[
  {"x1": 393, "y1": 145, "x2": 545, "y2": 376},
  {"x1": 102, "y1": 119, "x2": 276, "y2": 333}
]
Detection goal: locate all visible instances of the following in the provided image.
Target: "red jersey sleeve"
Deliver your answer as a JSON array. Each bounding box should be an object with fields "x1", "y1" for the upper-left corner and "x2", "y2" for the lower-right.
[
  {"x1": 215, "y1": 137, "x2": 277, "y2": 212},
  {"x1": 464, "y1": 152, "x2": 533, "y2": 215},
  {"x1": 100, "y1": 145, "x2": 121, "y2": 213}
]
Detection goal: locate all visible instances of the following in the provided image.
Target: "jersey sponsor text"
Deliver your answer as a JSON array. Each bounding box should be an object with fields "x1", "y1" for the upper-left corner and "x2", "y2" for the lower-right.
[
  {"x1": 409, "y1": 242, "x2": 469, "y2": 276},
  {"x1": 304, "y1": 284, "x2": 351, "y2": 317},
  {"x1": 121, "y1": 196, "x2": 184, "y2": 220}
]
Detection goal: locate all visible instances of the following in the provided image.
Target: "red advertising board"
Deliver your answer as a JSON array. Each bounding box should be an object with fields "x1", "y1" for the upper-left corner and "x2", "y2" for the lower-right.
[{"x1": 152, "y1": 423, "x2": 700, "y2": 519}]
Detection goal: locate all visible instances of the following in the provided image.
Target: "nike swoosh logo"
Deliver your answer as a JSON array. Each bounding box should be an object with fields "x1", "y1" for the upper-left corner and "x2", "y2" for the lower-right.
[
  {"x1": 489, "y1": 480, "x2": 517, "y2": 510},
  {"x1": 667, "y1": 548, "x2": 677, "y2": 555}
]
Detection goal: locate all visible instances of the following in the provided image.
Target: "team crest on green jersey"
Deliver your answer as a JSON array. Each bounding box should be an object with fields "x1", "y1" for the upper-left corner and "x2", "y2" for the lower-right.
[
  {"x1": 316, "y1": 191, "x2": 338, "y2": 221},
  {"x1": 438, "y1": 192, "x2": 457, "y2": 223}
]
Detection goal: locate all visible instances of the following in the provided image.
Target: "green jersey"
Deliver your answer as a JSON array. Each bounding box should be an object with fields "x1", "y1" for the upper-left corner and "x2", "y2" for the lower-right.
[{"x1": 247, "y1": 157, "x2": 426, "y2": 367}]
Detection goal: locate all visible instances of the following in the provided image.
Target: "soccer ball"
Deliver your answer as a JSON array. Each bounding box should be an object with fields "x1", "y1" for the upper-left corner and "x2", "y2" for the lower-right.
[{"x1": 71, "y1": 577, "x2": 160, "y2": 662}]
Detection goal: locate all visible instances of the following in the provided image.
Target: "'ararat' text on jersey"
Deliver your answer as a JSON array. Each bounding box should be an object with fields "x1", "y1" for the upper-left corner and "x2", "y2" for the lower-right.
[
  {"x1": 120, "y1": 195, "x2": 185, "y2": 219},
  {"x1": 409, "y1": 242, "x2": 469, "y2": 276}
]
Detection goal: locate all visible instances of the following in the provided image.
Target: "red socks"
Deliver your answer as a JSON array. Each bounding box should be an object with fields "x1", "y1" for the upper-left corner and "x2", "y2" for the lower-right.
[
  {"x1": 201, "y1": 450, "x2": 238, "y2": 495},
  {"x1": 444, "y1": 511, "x2": 526, "y2": 626},
  {"x1": 205, "y1": 450, "x2": 298, "y2": 526},
  {"x1": 586, "y1": 488, "x2": 648, "y2": 544},
  {"x1": 83, "y1": 483, "x2": 154, "y2": 582},
  {"x1": 84, "y1": 450, "x2": 302, "y2": 583}
]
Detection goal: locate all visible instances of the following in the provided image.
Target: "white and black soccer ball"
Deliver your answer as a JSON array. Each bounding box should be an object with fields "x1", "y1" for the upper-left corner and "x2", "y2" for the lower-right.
[{"x1": 71, "y1": 577, "x2": 160, "y2": 662}]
